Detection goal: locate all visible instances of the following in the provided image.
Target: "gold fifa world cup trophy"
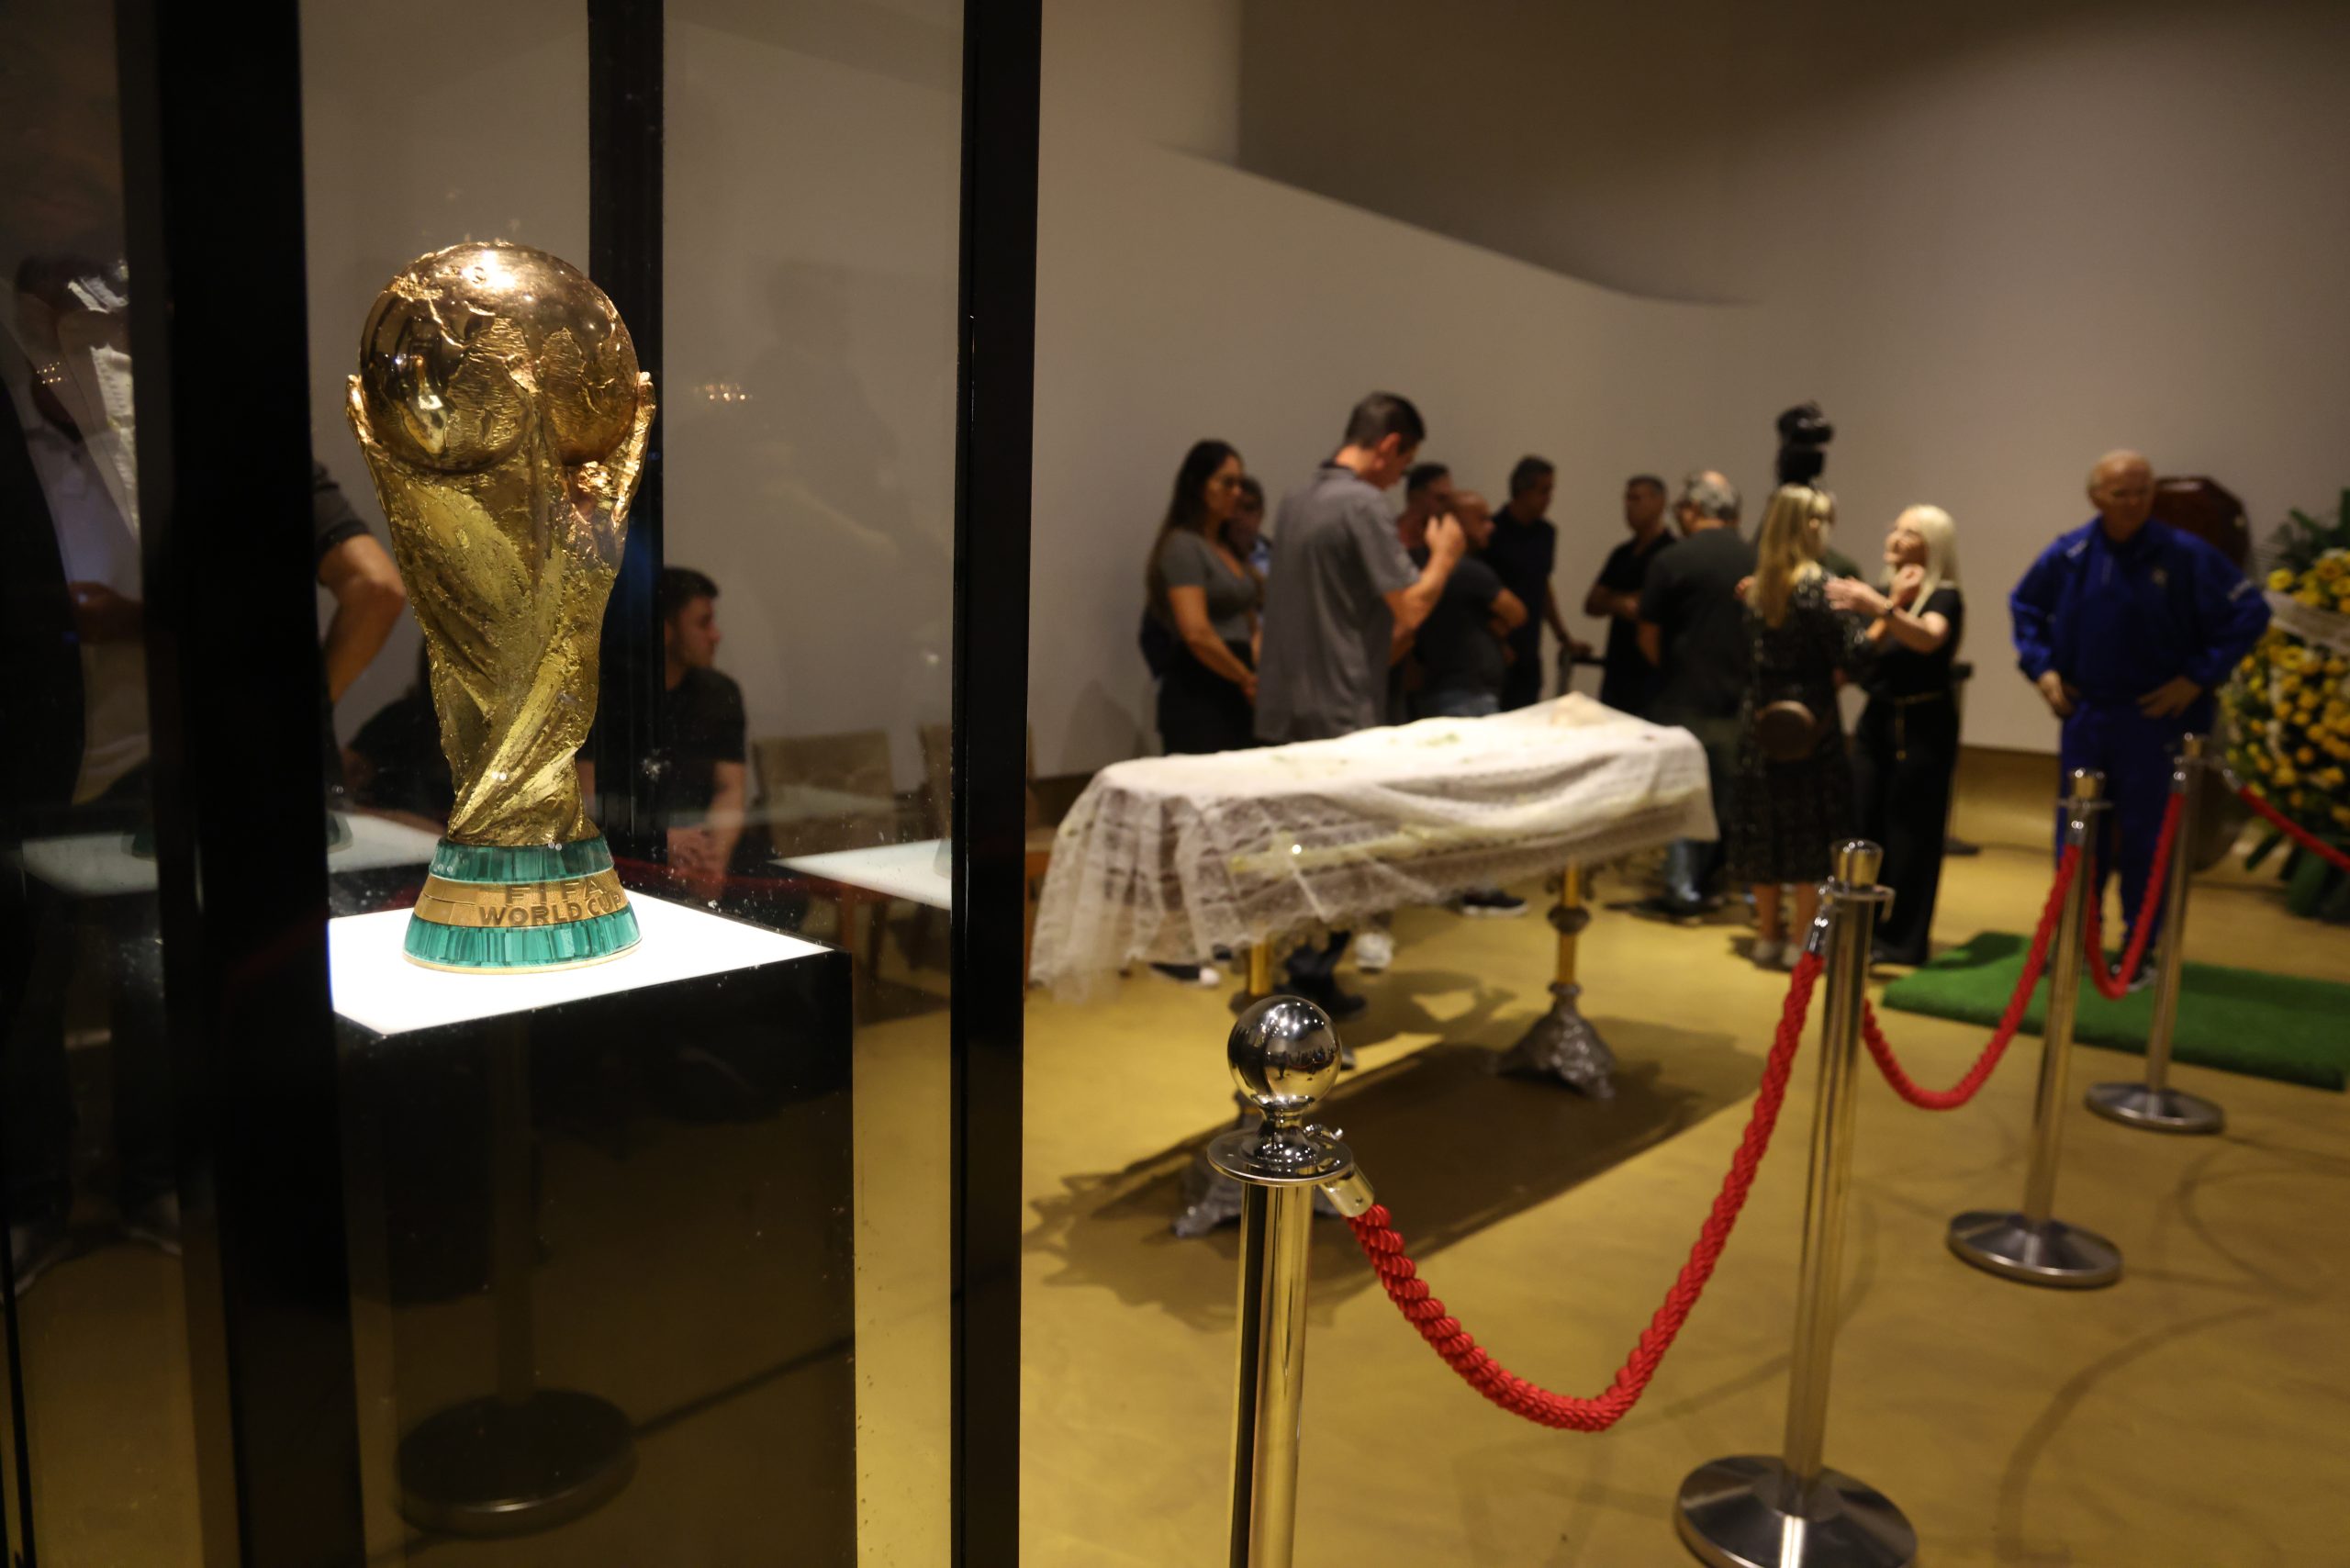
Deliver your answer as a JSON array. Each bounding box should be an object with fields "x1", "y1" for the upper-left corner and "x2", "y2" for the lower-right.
[{"x1": 348, "y1": 241, "x2": 653, "y2": 971}]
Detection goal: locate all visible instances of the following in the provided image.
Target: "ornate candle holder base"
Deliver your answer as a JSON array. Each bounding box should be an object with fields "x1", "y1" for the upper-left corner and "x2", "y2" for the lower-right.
[
  {"x1": 1494, "y1": 981, "x2": 1617, "y2": 1097},
  {"x1": 405, "y1": 836, "x2": 641, "y2": 972}
]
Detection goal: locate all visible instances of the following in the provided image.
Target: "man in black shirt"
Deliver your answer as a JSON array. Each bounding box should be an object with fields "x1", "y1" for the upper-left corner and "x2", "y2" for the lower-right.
[
  {"x1": 1410, "y1": 491, "x2": 1528, "y2": 916},
  {"x1": 1583, "y1": 473, "x2": 1673, "y2": 716},
  {"x1": 1638, "y1": 470, "x2": 1751, "y2": 917},
  {"x1": 1409, "y1": 492, "x2": 1525, "y2": 720},
  {"x1": 1484, "y1": 455, "x2": 1589, "y2": 710},
  {"x1": 654, "y1": 567, "x2": 749, "y2": 904}
]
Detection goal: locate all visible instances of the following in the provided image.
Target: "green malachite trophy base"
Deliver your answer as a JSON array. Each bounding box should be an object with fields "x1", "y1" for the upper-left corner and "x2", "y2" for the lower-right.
[{"x1": 404, "y1": 835, "x2": 642, "y2": 973}]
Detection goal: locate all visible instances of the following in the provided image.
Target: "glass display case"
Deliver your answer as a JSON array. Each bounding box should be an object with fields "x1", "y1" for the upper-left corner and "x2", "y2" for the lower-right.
[{"x1": 0, "y1": 1, "x2": 1035, "y2": 1562}]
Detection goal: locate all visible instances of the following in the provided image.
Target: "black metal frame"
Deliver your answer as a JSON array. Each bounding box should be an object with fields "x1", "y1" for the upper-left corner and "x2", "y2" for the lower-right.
[
  {"x1": 950, "y1": 4, "x2": 1041, "y2": 1563},
  {"x1": 588, "y1": 0, "x2": 667, "y2": 867},
  {"x1": 72, "y1": 2, "x2": 1039, "y2": 1562},
  {"x1": 114, "y1": 2, "x2": 366, "y2": 1563}
]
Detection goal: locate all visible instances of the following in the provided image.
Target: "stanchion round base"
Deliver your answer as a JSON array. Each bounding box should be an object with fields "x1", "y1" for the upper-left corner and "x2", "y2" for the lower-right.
[
  {"x1": 397, "y1": 1389, "x2": 636, "y2": 1538},
  {"x1": 1674, "y1": 1455, "x2": 1917, "y2": 1567},
  {"x1": 2084, "y1": 1081, "x2": 2223, "y2": 1135},
  {"x1": 1945, "y1": 1210, "x2": 2121, "y2": 1289}
]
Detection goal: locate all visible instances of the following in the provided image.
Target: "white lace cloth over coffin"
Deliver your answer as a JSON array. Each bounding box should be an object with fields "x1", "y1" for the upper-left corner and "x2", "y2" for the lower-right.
[{"x1": 1030, "y1": 696, "x2": 1718, "y2": 999}]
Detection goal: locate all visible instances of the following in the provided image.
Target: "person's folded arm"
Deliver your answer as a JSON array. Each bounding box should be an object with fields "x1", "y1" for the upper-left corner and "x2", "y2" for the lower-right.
[
  {"x1": 318, "y1": 532, "x2": 408, "y2": 702},
  {"x1": 1169, "y1": 585, "x2": 1255, "y2": 689},
  {"x1": 1383, "y1": 521, "x2": 1464, "y2": 636}
]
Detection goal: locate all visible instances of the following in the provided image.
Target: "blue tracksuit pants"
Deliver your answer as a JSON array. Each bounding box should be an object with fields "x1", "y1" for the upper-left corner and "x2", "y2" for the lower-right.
[{"x1": 2056, "y1": 700, "x2": 2188, "y2": 950}]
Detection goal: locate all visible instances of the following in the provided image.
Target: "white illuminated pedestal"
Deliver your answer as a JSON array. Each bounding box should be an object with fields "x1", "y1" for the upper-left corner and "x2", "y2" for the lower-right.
[
  {"x1": 327, "y1": 893, "x2": 826, "y2": 1034},
  {"x1": 330, "y1": 890, "x2": 854, "y2": 1543}
]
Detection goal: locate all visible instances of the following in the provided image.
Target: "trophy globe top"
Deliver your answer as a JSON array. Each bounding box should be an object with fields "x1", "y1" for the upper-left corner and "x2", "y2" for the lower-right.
[{"x1": 358, "y1": 241, "x2": 639, "y2": 473}]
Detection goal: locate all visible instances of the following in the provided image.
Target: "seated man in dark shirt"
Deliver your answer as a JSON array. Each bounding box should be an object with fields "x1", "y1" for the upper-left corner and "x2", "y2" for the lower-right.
[
  {"x1": 1408, "y1": 491, "x2": 1530, "y2": 917},
  {"x1": 346, "y1": 644, "x2": 455, "y2": 828},
  {"x1": 654, "y1": 566, "x2": 749, "y2": 904}
]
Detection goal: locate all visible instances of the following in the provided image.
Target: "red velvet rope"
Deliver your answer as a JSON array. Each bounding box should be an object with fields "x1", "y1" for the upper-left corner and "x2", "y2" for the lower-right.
[
  {"x1": 1858, "y1": 845, "x2": 2079, "y2": 1110},
  {"x1": 2233, "y1": 781, "x2": 2350, "y2": 875},
  {"x1": 1346, "y1": 953, "x2": 1822, "y2": 1431},
  {"x1": 2079, "y1": 791, "x2": 2185, "y2": 1001}
]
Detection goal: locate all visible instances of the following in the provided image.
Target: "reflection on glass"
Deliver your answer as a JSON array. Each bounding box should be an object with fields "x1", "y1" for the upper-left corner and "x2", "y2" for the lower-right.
[
  {"x1": 1, "y1": 5, "x2": 194, "y2": 1562},
  {"x1": 0, "y1": 3, "x2": 192, "y2": 1561},
  {"x1": 2, "y1": 5, "x2": 433, "y2": 1557},
  {"x1": 666, "y1": 5, "x2": 966, "y2": 1561}
]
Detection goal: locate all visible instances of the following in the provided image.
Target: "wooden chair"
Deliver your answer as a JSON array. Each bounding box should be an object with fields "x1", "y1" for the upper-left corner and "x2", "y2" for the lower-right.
[
  {"x1": 753, "y1": 729, "x2": 901, "y2": 1002},
  {"x1": 918, "y1": 722, "x2": 1058, "y2": 987}
]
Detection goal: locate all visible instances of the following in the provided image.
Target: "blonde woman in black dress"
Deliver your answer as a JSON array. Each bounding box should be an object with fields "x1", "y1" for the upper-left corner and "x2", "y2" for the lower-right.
[
  {"x1": 1730, "y1": 486, "x2": 1873, "y2": 968},
  {"x1": 1827, "y1": 506, "x2": 1964, "y2": 965}
]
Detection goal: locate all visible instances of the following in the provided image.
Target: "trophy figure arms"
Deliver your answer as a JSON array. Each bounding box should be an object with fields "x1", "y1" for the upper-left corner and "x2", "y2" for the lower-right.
[{"x1": 348, "y1": 357, "x2": 654, "y2": 848}]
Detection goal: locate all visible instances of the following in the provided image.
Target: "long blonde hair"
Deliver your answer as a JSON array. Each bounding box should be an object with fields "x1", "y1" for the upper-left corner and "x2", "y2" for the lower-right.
[
  {"x1": 1885, "y1": 504, "x2": 1959, "y2": 611},
  {"x1": 1752, "y1": 485, "x2": 1835, "y2": 627}
]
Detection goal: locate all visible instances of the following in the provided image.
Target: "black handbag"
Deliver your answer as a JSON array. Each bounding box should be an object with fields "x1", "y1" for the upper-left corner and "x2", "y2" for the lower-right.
[
  {"x1": 1138, "y1": 610, "x2": 1178, "y2": 679},
  {"x1": 1754, "y1": 699, "x2": 1825, "y2": 762}
]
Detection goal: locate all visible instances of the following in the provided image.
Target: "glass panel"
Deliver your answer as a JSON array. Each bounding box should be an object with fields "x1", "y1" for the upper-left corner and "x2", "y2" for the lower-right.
[
  {"x1": 664, "y1": 4, "x2": 964, "y2": 1560},
  {"x1": 0, "y1": 5, "x2": 204, "y2": 1562},
  {"x1": 303, "y1": 3, "x2": 963, "y2": 1562}
]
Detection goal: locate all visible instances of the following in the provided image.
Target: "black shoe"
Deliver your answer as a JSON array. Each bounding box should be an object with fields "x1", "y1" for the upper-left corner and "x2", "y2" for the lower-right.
[
  {"x1": 1281, "y1": 972, "x2": 1369, "y2": 1025},
  {"x1": 1316, "y1": 985, "x2": 1369, "y2": 1024},
  {"x1": 1456, "y1": 889, "x2": 1529, "y2": 918},
  {"x1": 1635, "y1": 894, "x2": 1708, "y2": 924}
]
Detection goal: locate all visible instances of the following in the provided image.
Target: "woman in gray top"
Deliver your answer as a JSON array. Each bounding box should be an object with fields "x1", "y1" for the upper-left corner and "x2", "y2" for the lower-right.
[{"x1": 1145, "y1": 439, "x2": 1261, "y2": 756}]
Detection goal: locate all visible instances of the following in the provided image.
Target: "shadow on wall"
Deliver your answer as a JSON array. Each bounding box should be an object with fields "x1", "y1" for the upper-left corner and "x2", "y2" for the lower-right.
[{"x1": 667, "y1": 257, "x2": 953, "y2": 782}]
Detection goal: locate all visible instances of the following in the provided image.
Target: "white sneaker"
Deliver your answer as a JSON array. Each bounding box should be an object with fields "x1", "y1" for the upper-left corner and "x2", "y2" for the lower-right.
[
  {"x1": 1751, "y1": 938, "x2": 1784, "y2": 969},
  {"x1": 1353, "y1": 930, "x2": 1395, "y2": 972}
]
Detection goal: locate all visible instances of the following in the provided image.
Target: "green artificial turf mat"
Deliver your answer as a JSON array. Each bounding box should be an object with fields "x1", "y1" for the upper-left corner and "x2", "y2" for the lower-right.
[{"x1": 1877, "y1": 931, "x2": 2350, "y2": 1092}]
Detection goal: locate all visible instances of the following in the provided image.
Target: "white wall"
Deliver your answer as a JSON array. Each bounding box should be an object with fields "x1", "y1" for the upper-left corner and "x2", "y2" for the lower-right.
[
  {"x1": 302, "y1": 0, "x2": 590, "y2": 745},
  {"x1": 662, "y1": 6, "x2": 963, "y2": 779},
  {"x1": 1029, "y1": 0, "x2": 2350, "y2": 773}
]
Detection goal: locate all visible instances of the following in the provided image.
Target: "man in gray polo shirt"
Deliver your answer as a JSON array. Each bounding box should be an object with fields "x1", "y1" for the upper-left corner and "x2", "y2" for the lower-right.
[
  {"x1": 1257, "y1": 392, "x2": 1465, "y2": 744},
  {"x1": 1252, "y1": 391, "x2": 1466, "y2": 1015}
]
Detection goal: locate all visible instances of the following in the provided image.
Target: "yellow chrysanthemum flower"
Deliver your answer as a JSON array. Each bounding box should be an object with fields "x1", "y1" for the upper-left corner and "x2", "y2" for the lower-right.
[{"x1": 2268, "y1": 567, "x2": 2295, "y2": 590}]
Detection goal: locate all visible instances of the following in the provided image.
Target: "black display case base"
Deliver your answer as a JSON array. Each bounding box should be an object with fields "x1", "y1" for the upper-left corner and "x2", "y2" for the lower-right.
[{"x1": 397, "y1": 1390, "x2": 637, "y2": 1538}]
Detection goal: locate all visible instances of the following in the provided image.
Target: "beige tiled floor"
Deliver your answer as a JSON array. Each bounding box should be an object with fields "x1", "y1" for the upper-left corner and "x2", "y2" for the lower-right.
[
  {"x1": 1020, "y1": 753, "x2": 2350, "y2": 1565},
  {"x1": 10, "y1": 754, "x2": 2344, "y2": 1566}
]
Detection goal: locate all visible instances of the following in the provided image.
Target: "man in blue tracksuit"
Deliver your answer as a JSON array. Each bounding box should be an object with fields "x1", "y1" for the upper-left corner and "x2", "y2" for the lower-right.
[{"x1": 2010, "y1": 451, "x2": 2270, "y2": 953}]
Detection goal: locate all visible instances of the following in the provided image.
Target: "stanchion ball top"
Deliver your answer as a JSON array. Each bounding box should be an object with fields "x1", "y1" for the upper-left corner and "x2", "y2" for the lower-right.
[{"x1": 1229, "y1": 996, "x2": 1341, "y2": 1118}]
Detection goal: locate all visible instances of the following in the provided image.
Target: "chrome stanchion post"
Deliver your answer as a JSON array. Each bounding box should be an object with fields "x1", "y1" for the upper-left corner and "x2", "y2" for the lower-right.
[
  {"x1": 1496, "y1": 861, "x2": 1619, "y2": 1096},
  {"x1": 1213, "y1": 997, "x2": 1372, "y2": 1568},
  {"x1": 1675, "y1": 841, "x2": 1915, "y2": 1568},
  {"x1": 1947, "y1": 769, "x2": 2122, "y2": 1287},
  {"x1": 2087, "y1": 735, "x2": 2223, "y2": 1134}
]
